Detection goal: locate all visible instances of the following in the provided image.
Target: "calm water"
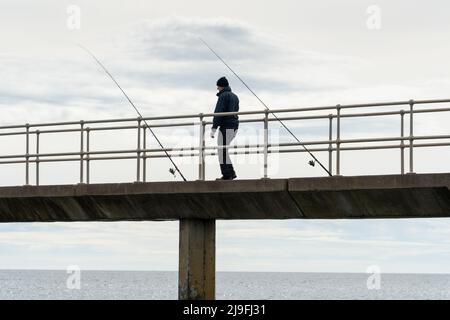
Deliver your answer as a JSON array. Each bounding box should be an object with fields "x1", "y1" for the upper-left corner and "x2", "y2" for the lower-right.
[{"x1": 0, "y1": 270, "x2": 449, "y2": 300}]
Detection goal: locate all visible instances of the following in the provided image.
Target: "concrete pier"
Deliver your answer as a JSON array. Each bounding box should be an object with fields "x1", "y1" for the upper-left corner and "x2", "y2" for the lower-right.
[{"x1": 0, "y1": 174, "x2": 449, "y2": 222}]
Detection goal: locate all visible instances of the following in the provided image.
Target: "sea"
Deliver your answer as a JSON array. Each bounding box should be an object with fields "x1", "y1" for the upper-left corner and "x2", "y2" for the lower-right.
[{"x1": 0, "y1": 270, "x2": 449, "y2": 300}]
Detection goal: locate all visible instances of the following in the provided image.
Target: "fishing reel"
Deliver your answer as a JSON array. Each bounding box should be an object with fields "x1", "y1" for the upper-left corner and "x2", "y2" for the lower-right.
[
  {"x1": 308, "y1": 160, "x2": 315, "y2": 167},
  {"x1": 169, "y1": 168, "x2": 176, "y2": 178}
]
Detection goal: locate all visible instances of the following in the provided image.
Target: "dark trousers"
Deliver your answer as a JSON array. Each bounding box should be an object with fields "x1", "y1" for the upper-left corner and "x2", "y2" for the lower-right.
[{"x1": 217, "y1": 127, "x2": 238, "y2": 178}]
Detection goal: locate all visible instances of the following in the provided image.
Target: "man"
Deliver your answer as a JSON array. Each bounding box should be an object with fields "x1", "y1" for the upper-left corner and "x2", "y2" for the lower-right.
[{"x1": 210, "y1": 76, "x2": 239, "y2": 180}]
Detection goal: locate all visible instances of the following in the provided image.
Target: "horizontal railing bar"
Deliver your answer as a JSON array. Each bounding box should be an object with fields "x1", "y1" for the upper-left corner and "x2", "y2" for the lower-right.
[
  {"x1": 340, "y1": 107, "x2": 450, "y2": 118},
  {"x1": 35, "y1": 128, "x2": 84, "y2": 134},
  {"x1": 277, "y1": 135, "x2": 450, "y2": 147},
  {"x1": 201, "y1": 99, "x2": 450, "y2": 118},
  {"x1": 232, "y1": 99, "x2": 450, "y2": 116},
  {"x1": 91, "y1": 122, "x2": 199, "y2": 131},
  {"x1": 0, "y1": 131, "x2": 29, "y2": 137},
  {"x1": 2, "y1": 104, "x2": 449, "y2": 137},
  {"x1": 26, "y1": 120, "x2": 86, "y2": 128},
  {"x1": 1, "y1": 134, "x2": 449, "y2": 160},
  {"x1": 278, "y1": 142, "x2": 450, "y2": 153},
  {"x1": 3, "y1": 104, "x2": 449, "y2": 136},
  {"x1": 341, "y1": 135, "x2": 450, "y2": 144},
  {"x1": 0, "y1": 124, "x2": 28, "y2": 130},
  {"x1": 37, "y1": 122, "x2": 199, "y2": 134},
  {"x1": 1, "y1": 99, "x2": 450, "y2": 130},
  {"x1": 1, "y1": 141, "x2": 449, "y2": 165},
  {"x1": 83, "y1": 117, "x2": 145, "y2": 125},
  {"x1": 272, "y1": 108, "x2": 450, "y2": 122}
]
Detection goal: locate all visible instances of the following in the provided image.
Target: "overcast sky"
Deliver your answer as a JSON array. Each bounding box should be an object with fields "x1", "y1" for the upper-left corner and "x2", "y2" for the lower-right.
[{"x1": 0, "y1": 0, "x2": 450, "y2": 274}]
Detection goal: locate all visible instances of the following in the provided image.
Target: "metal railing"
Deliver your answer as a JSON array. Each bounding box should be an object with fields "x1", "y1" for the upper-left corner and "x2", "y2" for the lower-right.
[{"x1": 1, "y1": 99, "x2": 449, "y2": 185}]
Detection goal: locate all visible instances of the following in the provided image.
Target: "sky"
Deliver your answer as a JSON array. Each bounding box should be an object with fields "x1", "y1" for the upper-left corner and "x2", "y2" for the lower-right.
[{"x1": 0, "y1": 0, "x2": 449, "y2": 273}]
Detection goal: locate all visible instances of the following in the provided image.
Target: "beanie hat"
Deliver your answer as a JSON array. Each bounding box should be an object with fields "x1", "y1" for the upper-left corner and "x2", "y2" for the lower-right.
[{"x1": 216, "y1": 76, "x2": 229, "y2": 87}]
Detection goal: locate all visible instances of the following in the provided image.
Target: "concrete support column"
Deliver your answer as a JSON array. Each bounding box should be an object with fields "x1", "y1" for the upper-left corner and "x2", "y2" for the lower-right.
[{"x1": 178, "y1": 218, "x2": 215, "y2": 300}]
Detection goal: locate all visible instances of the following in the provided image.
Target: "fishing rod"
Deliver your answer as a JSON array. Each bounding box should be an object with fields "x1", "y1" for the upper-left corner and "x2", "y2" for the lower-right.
[
  {"x1": 199, "y1": 38, "x2": 332, "y2": 177},
  {"x1": 78, "y1": 44, "x2": 187, "y2": 181}
]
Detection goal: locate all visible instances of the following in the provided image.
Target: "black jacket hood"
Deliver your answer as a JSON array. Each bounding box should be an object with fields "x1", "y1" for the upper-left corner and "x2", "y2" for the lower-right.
[{"x1": 217, "y1": 86, "x2": 232, "y2": 97}]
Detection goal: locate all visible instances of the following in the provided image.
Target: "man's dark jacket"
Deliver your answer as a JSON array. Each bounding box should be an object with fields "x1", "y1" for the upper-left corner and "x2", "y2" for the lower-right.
[{"x1": 212, "y1": 86, "x2": 239, "y2": 129}]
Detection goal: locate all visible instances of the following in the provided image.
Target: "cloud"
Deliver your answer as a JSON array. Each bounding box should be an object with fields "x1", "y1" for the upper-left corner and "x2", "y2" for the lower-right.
[
  {"x1": 3, "y1": 15, "x2": 448, "y2": 121},
  {"x1": 0, "y1": 16, "x2": 373, "y2": 132},
  {"x1": 110, "y1": 16, "x2": 367, "y2": 94},
  {"x1": 124, "y1": 16, "x2": 279, "y2": 62}
]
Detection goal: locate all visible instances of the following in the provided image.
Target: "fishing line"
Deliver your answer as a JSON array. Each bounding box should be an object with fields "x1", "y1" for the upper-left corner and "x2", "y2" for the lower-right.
[{"x1": 79, "y1": 44, "x2": 187, "y2": 181}]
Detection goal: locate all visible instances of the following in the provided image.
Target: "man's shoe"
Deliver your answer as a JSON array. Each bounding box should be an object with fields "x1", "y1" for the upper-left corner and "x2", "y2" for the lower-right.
[{"x1": 215, "y1": 174, "x2": 237, "y2": 181}]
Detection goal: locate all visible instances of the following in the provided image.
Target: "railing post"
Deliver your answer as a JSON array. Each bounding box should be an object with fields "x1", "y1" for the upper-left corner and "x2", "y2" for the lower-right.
[
  {"x1": 198, "y1": 114, "x2": 205, "y2": 181},
  {"x1": 336, "y1": 105, "x2": 341, "y2": 176},
  {"x1": 136, "y1": 117, "x2": 142, "y2": 182},
  {"x1": 400, "y1": 110, "x2": 405, "y2": 174},
  {"x1": 79, "y1": 120, "x2": 84, "y2": 184},
  {"x1": 86, "y1": 127, "x2": 90, "y2": 184},
  {"x1": 408, "y1": 100, "x2": 415, "y2": 174},
  {"x1": 143, "y1": 125, "x2": 147, "y2": 182},
  {"x1": 328, "y1": 114, "x2": 333, "y2": 176},
  {"x1": 36, "y1": 130, "x2": 40, "y2": 186},
  {"x1": 263, "y1": 110, "x2": 269, "y2": 179},
  {"x1": 25, "y1": 123, "x2": 30, "y2": 185}
]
